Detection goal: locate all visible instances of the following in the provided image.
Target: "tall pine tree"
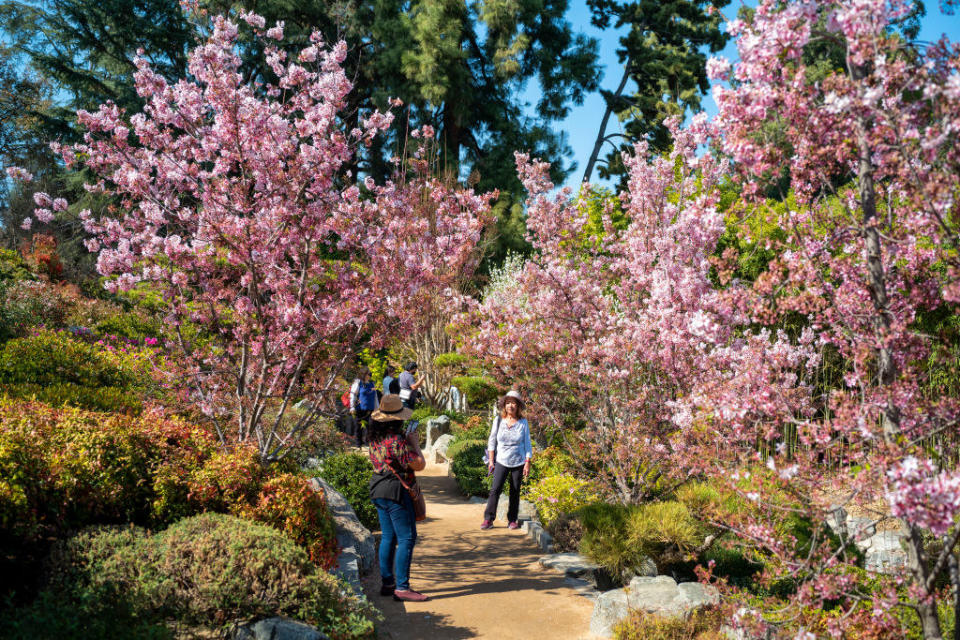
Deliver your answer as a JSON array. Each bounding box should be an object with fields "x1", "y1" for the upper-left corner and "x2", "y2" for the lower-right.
[{"x1": 583, "y1": 0, "x2": 728, "y2": 181}]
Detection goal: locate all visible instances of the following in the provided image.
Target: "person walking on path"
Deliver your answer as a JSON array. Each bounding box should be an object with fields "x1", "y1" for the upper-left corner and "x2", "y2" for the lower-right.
[
  {"x1": 481, "y1": 390, "x2": 533, "y2": 530},
  {"x1": 368, "y1": 394, "x2": 430, "y2": 602},
  {"x1": 398, "y1": 361, "x2": 424, "y2": 409},
  {"x1": 350, "y1": 367, "x2": 378, "y2": 447}
]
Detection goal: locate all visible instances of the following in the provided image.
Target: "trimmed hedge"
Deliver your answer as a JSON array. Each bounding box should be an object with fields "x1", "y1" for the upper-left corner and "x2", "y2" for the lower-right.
[
  {"x1": 9, "y1": 513, "x2": 376, "y2": 640},
  {"x1": 449, "y1": 375, "x2": 499, "y2": 408},
  {"x1": 452, "y1": 414, "x2": 490, "y2": 441},
  {"x1": 317, "y1": 452, "x2": 378, "y2": 531},
  {"x1": 0, "y1": 329, "x2": 161, "y2": 412},
  {"x1": 448, "y1": 439, "x2": 490, "y2": 497}
]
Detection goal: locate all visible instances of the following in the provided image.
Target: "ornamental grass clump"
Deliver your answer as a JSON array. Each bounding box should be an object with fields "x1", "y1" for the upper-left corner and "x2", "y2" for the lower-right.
[{"x1": 612, "y1": 607, "x2": 725, "y2": 640}]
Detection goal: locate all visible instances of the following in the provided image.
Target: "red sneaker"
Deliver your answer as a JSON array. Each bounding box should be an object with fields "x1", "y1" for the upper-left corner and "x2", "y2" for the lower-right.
[
  {"x1": 393, "y1": 589, "x2": 430, "y2": 602},
  {"x1": 480, "y1": 520, "x2": 493, "y2": 530},
  {"x1": 508, "y1": 521, "x2": 520, "y2": 530}
]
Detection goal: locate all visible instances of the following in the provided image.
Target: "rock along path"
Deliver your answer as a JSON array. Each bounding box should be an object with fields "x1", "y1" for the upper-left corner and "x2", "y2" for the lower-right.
[{"x1": 361, "y1": 461, "x2": 598, "y2": 640}]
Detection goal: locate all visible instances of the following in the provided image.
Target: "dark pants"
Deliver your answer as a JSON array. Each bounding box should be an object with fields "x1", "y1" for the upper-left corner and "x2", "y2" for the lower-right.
[
  {"x1": 373, "y1": 493, "x2": 418, "y2": 591},
  {"x1": 353, "y1": 409, "x2": 372, "y2": 446},
  {"x1": 484, "y1": 462, "x2": 523, "y2": 522}
]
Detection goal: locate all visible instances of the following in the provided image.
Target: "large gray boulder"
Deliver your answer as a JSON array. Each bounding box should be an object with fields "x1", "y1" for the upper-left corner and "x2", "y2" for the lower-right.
[
  {"x1": 425, "y1": 415, "x2": 452, "y2": 450},
  {"x1": 589, "y1": 576, "x2": 720, "y2": 637},
  {"x1": 233, "y1": 617, "x2": 328, "y2": 640},
  {"x1": 308, "y1": 477, "x2": 375, "y2": 583},
  {"x1": 622, "y1": 556, "x2": 659, "y2": 580},
  {"x1": 826, "y1": 511, "x2": 908, "y2": 575},
  {"x1": 539, "y1": 552, "x2": 599, "y2": 579},
  {"x1": 590, "y1": 589, "x2": 632, "y2": 638},
  {"x1": 430, "y1": 433, "x2": 455, "y2": 463}
]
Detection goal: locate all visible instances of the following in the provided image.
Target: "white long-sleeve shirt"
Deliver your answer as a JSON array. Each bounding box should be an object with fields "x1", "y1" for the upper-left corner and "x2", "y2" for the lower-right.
[{"x1": 487, "y1": 416, "x2": 532, "y2": 467}]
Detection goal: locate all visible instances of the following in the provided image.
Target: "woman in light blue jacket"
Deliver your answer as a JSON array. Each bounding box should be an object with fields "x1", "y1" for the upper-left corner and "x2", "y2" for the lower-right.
[{"x1": 481, "y1": 390, "x2": 533, "y2": 530}]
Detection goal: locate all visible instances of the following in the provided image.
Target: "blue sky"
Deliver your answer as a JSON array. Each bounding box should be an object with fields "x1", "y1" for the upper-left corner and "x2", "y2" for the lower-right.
[{"x1": 551, "y1": 1, "x2": 960, "y2": 191}]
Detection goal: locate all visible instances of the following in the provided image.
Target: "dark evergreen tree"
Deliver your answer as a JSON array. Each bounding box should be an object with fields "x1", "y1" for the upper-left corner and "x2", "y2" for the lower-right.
[
  {"x1": 583, "y1": 0, "x2": 728, "y2": 181},
  {"x1": 0, "y1": 0, "x2": 193, "y2": 140}
]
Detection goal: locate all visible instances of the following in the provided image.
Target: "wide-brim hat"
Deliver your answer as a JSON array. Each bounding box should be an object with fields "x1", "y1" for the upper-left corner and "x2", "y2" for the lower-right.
[
  {"x1": 498, "y1": 389, "x2": 525, "y2": 410},
  {"x1": 371, "y1": 393, "x2": 413, "y2": 422}
]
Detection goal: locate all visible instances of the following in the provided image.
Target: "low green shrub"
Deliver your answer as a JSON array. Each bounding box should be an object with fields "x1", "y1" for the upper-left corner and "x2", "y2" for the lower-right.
[
  {"x1": 627, "y1": 501, "x2": 712, "y2": 572},
  {"x1": 450, "y1": 375, "x2": 499, "y2": 408},
  {"x1": 0, "y1": 280, "x2": 79, "y2": 342},
  {"x1": 453, "y1": 414, "x2": 490, "y2": 441},
  {"x1": 0, "y1": 248, "x2": 33, "y2": 284},
  {"x1": 0, "y1": 582, "x2": 172, "y2": 640},
  {"x1": 448, "y1": 440, "x2": 490, "y2": 497},
  {"x1": 37, "y1": 513, "x2": 376, "y2": 639},
  {"x1": 0, "y1": 329, "x2": 163, "y2": 412},
  {"x1": 317, "y1": 452, "x2": 378, "y2": 531},
  {"x1": 0, "y1": 399, "x2": 339, "y2": 595},
  {"x1": 700, "y1": 543, "x2": 764, "y2": 589},
  {"x1": 0, "y1": 329, "x2": 129, "y2": 387},
  {"x1": 527, "y1": 473, "x2": 602, "y2": 526},
  {"x1": 409, "y1": 407, "x2": 467, "y2": 425},
  {"x1": 612, "y1": 607, "x2": 725, "y2": 640},
  {"x1": 92, "y1": 310, "x2": 162, "y2": 340},
  {"x1": 522, "y1": 445, "x2": 574, "y2": 498},
  {"x1": 432, "y1": 352, "x2": 466, "y2": 368},
  {"x1": 446, "y1": 437, "x2": 487, "y2": 462},
  {"x1": 2, "y1": 381, "x2": 142, "y2": 413}
]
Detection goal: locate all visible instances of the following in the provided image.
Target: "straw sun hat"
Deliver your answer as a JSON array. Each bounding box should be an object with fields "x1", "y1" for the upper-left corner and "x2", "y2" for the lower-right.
[{"x1": 371, "y1": 393, "x2": 414, "y2": 422}]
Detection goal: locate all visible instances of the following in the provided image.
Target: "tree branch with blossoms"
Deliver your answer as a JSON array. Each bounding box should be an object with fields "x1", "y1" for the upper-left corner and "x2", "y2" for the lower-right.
[{"x1": 12, "y1": 12, "x2": 494, "y2": 462}]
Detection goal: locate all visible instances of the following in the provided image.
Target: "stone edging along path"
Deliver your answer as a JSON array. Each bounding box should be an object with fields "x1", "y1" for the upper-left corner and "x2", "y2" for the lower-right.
[{"x1": 361, "y1": 460, "x2": 600, "y2": 640}]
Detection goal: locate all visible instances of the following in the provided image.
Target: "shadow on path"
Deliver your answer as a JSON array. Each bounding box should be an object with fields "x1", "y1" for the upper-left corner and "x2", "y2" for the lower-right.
[{"x1": 362, "y1": 461, "x2": 597, "y2": 640}]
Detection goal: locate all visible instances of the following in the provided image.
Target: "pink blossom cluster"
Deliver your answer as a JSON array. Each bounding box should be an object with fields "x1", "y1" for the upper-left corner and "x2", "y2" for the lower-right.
[
  {"x1": 461, "y1": 114, "x2": 812, "y2": 503},
  {"x1": 20, "y1": 13, "x2": 493, "y2": 460},
  {"x1": 887, "y1": 457, "x2": 960, "y2": 536},
  {"x1": 462, "y1": 0, "x2": 960, "y2": 633}
]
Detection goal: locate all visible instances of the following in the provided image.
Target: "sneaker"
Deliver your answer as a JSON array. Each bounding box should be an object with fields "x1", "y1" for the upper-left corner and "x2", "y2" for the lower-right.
[
  {"x1": 508, "y1": 521, "x2": 520, "y2": 530},
  {"x1": 480, "y1": 520, "x2": 493, "y2": 530},
  {"x1": 393, "y1": 589, "x2": 430, "y2": 602},
  {"x1": 380, "y1": 582, "x2": 395, "y2": 596}
]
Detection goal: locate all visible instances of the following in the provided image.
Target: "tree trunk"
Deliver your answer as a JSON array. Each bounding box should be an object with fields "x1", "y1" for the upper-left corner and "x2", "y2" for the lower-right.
[
  {"x1": 583, "y1": 65, "x2": 631, "y2": 184},
  {"x1": 443, "y1": 103, "x2": 462, "y2": 179},
  {"x1": 852, "y1": 63, "x2": 900, "y2": 440},
  {"x1": 949, "y1": 548, "x2": 959, "y2": 640},
  {"x1": 852, "y1": 61, "x2": 940, "y2": 639}
]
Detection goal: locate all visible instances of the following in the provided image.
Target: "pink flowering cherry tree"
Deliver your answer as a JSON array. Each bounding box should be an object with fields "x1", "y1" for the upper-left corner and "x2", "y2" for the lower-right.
[
  {"x1": 701, "y1": 0, "x2": 960, "y2": 636},
  {"x1": 20, "y1": 13, "x2": 493, "y2": 461},
  {"x1": 460, "y1": 116, "x2": 810, "y2": 504}
]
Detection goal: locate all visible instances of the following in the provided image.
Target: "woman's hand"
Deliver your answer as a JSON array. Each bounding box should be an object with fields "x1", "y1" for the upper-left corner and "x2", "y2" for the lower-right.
[{"x1": 522, "y1": 460, "x2": 531, "y2": 478}]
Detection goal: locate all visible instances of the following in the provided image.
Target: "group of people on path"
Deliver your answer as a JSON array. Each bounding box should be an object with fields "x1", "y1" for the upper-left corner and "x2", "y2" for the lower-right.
[
  {"x1": 362, "y1": 386, "x2": 533, "y2": 603},
  {"x1": 346, "y1": 362, "x2": 424, "y2": 447}
]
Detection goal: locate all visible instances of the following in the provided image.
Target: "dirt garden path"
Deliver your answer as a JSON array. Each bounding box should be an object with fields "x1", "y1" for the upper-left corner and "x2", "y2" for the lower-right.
[{"x1": 361, "y1": 461, "x2": 598, "y2": 640}]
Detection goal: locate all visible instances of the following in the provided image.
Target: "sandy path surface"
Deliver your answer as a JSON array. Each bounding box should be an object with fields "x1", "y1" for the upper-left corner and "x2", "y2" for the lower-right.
[{"x1": 361, "y1": 461, "x2": 597, "y2": 640}]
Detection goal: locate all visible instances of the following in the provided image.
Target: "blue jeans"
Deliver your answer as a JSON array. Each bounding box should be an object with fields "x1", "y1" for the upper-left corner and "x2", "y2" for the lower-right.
[{"x1": 373, "y1": 493, "x2": 417, "y2": 590}]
